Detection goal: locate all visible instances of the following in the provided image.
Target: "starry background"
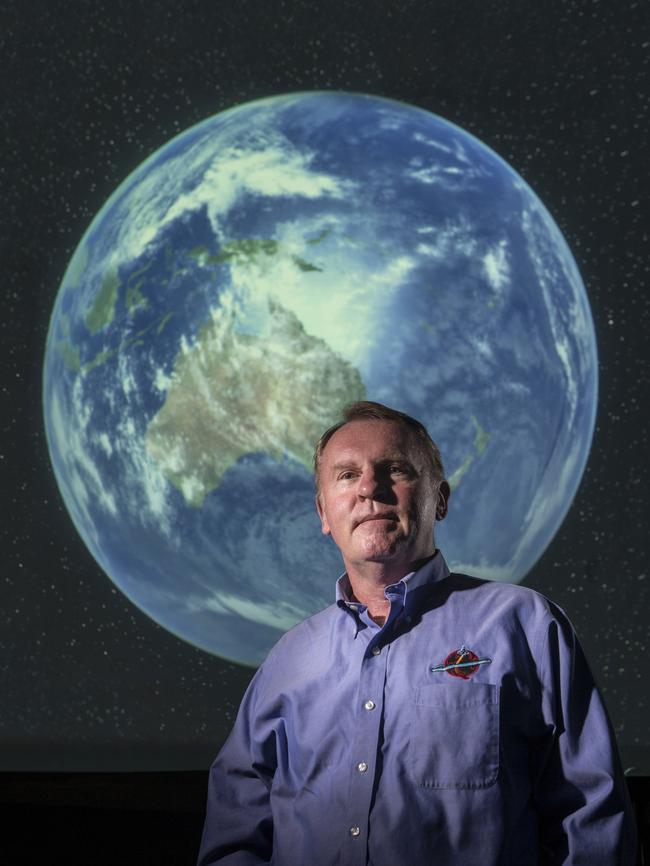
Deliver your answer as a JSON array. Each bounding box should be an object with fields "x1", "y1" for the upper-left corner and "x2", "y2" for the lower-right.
[{"x1": 1, "y1": 0, "x2": 648, "y2": 773}]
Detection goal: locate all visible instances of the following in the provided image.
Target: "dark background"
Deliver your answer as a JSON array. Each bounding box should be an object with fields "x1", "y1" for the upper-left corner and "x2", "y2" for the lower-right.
[{"x1": 2, "y1": 0, "x2": 648, "y2": 861}]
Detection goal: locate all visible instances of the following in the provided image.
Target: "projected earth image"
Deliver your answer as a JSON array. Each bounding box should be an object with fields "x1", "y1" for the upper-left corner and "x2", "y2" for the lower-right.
[{"x1": 43, "y1": 92, "x2": 598, "y2": 665}]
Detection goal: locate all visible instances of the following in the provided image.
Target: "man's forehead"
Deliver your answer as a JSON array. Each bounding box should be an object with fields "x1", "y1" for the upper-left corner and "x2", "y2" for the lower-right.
[{"x1": 323, "y1": 419, "x2": 421, "y2": 462}]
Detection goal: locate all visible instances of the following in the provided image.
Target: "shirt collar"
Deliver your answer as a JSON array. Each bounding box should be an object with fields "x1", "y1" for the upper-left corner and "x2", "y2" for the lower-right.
[{"x1": 335, "y1": 549, "x2": 450, "y2": 613}]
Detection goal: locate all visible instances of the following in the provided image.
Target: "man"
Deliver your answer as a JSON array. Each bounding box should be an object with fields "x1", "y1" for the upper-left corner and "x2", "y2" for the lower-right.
[{"x1": 198, "y1": 401, "x2": 636, "y2": 865}]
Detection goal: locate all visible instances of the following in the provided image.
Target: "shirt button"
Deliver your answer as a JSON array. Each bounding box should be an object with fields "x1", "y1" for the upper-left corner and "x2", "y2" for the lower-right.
[
  {"x1": 357, "y1": 761, "x2": 368, "y2": 773},
  {"x1": 371, "y1": 646, "x2": 381, "y2": 656},
  {"x1": 350, "y1": 826, "x2": 360, "y2": 837},
  {"x1": 364, "y1": 699, "x2": 376, "y2": 711}
]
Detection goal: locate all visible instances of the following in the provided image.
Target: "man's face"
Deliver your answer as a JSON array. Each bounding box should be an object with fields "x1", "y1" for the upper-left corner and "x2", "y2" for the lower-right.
[{"x1": 316, "y1": 419, "x2": 448, "y2": 574}]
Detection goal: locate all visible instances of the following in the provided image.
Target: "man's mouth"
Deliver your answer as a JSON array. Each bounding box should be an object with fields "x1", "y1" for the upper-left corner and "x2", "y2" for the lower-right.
[{"x1": 356, "y1": 513, "x2": 398, "y2": 528}]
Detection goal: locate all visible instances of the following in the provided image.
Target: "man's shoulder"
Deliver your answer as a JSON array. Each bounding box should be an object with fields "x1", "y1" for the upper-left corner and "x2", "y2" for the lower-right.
[
  {"x1": 248, "y1": 603, "x2": 344, "y2": 698},
  {"x1": 445, "y1": 571, "x2": 567, "y2": 624},
  {"x1": 267, "y1": 601, "x2": 341, "y2": 656}
]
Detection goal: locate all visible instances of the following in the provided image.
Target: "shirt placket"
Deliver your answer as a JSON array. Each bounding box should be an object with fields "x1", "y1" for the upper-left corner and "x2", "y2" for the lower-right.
[{"x1": 344, "y1": 629, "x2": 390, "y2": 864}]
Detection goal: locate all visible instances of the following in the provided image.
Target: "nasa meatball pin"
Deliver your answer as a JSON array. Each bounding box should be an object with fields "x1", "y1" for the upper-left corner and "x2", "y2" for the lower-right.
[{"x1": 430, "y1": 645, "x2": 492, "y2": 679}]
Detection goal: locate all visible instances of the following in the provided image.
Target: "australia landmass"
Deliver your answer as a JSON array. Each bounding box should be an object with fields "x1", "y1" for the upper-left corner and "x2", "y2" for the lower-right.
[{"x1": 145, "y1": 296, "x2": 366, "y2": 507}]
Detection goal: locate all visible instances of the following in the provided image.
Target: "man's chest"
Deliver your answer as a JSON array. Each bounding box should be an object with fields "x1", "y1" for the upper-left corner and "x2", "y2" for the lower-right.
[{"x1": 265, "y1": 613, "x2": 541, "y2": 786}]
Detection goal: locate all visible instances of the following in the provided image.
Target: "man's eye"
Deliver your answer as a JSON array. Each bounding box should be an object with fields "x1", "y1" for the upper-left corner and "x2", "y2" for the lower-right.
[
  {"x1": 338, "y1": 471, "x2": 355, "y2": 480},
  {"x1": 390, "y1": 465, "x2": 406, "y2": 474}
]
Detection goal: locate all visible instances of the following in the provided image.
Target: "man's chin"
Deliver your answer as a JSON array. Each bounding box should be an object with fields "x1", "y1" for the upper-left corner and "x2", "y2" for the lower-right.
[{"x1": 356, "y1": 537, "x2": 405, "y2": 562}]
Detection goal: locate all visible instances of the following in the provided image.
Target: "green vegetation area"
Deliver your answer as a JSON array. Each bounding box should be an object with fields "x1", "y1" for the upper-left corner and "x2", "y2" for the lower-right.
[
  {"x1": 188, "y1": 245, "x2": 210, "y2": 260},
  {"x1": 292, "y1": 256, "x2": 322, "y2": 273},
  {"x1": 215, "y1": 238, "x2": 279, "y2": 264},
  {"x1": 57, "y1": 341, "x2": 81, "y2": 372},
  {"x1": 83, "y1": 348, "x2": 113, "y2": 374},
  {"x1": 188, "y1": 239, "x2": 279, "y2": 265},
  {"x1": 157, "y1": 312, "x2": 173, "y2": 335},
  {"x1": 473, "y1": 416, "x2": 490, "y2": 456},
  {"x1": 85, "y1": 269, "x2": 120, "y2": 334},
  {"x1": 448, "y1": 415, "x2": 491, "y2": 490},
  {"x1": 189, "y1": 238, "x2": 321, "y2": 272},
  {"x1": 306, "y1": 227, "x2": 333, "y2": 245},
  {"x1": 126, "y1": 281, "x2": 148, "y2": 312},
  {"x1": 125, "y1": 259, "x2": 153, "y2": 313}
]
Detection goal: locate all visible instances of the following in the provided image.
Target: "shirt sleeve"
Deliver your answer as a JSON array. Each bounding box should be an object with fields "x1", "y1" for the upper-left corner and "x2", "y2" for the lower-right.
[
  {"x1": 531, "y1": 604, "x2": 637, "y2": 865},
  {"x1": 197, "y1": 666, "x2": 276, "y2": 866}
]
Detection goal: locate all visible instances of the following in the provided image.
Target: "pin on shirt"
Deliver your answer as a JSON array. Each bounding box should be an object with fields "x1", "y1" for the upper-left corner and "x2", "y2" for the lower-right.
[{"x1": 430, "y1": 645, "x2": 492, "y2": 679}]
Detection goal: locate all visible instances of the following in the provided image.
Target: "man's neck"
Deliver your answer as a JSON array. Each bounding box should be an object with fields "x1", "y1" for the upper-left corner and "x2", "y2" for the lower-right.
[{"x1": 346, "y1": 553, "x2": 435, "y2": 620}]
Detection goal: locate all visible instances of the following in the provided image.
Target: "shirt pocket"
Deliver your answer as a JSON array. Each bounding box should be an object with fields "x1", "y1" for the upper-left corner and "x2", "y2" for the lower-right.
[{"x1": 407, "y1": 682, "x2": 500, "y2": 789}]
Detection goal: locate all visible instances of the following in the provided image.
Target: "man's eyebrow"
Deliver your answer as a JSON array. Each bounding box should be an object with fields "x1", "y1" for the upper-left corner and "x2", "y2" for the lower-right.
[
  {"x1": 328, "y1": 460, "x2": 361, "y2": 473},
  {"x1": 327, "y1": 456, "x2": 414, "y2": 472}
]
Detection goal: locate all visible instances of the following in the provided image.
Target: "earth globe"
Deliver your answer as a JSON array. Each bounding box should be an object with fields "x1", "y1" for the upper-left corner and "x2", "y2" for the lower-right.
[{"x1": 43, "y1": 92, "x2": 597, "y2": 666}]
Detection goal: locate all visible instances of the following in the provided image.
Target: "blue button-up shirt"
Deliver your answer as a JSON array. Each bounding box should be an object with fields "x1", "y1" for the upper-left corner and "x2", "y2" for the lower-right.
[{"x1": 198, "y1": 552, "x2": 636, "y2": 865}]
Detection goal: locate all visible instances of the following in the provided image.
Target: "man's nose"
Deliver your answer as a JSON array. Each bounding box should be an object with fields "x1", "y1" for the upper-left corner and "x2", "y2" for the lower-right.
[{"x1": 358, "y1": 468, "x2": 384, "y2": 499}]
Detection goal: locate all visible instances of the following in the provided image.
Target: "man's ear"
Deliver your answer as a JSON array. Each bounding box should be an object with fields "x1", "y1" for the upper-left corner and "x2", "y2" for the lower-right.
[
  {"x1": 435, "y1": 480, "x2": 451, "y2": 521},
  {"x1": 315, "y1": 494, "x2": 331, "y2": 536}
]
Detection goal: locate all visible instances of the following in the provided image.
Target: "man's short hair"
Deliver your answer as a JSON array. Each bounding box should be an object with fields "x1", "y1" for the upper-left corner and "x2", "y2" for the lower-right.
[{"x1": 313, "y1": 400, "x2": 445, "y2": 493}]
